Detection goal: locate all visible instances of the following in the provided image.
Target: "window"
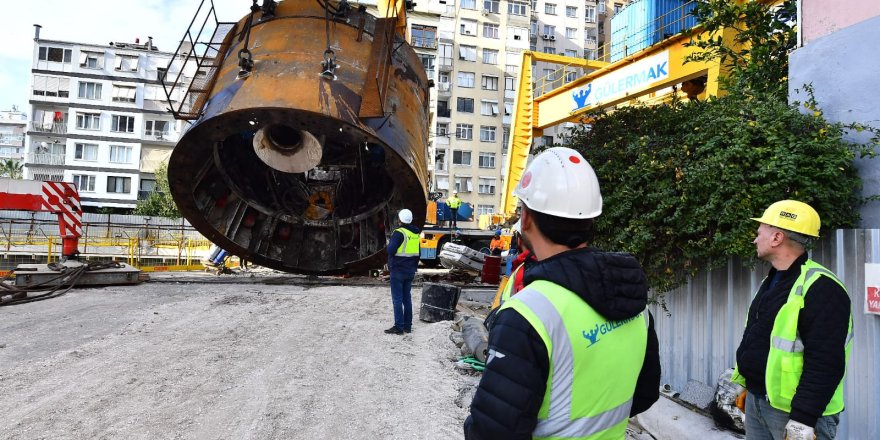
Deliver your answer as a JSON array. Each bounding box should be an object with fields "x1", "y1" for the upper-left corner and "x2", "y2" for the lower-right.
[
  {"x1": 565, "y1": 70, "x2": 578, "y2": 82},
  {"x1": 112, "y1": 85, "x2": 136, "y2": 103},
  {"x1": 508, "y1": 1, "x2": 527, "y2": 15},
  {"x1": 543, "y1": 25, "x2": 556, "y2": 35},
  {"x1": 157, "y1": 67, "x2": 167, "y2": 81},
  {"x1": 480, "y1": 100, "x2": 499, "y2": 116},
  {"x1": 543, "y1": 47, "x2": 556, "y2": 55},
  {"x1": 542, "y1": 135, "x2": 554, "y2": 146},
  {"x1": 482, "y1": 23, "x2": 499, "y2": 39},
  {"x1": 566, "y1": 28, "x2": 577, "y2": 39},
  {"x1": 478, "y1": 177, "x2": 496, "y2": 194},
  {"x1": 509, "y1": 27, "x2": 528, "y2": 43},
  {"x1": 457, "y1": 71, "x2": 475, "y2": 88},
  {"x1": 72, "y1": 175, "x2": 95, "y2": 192},
  {"x1": 566, "y1": 6, "x2": 577, "y2": 17},
  {"x1": 482, "y1": 48, "x2": 498, "y2": 65},
  {"x1": 461, "y1": 0, "x2": 476, "y2": 9},
  {"x1": 504, "y1": 101, "x2": 513, "y2": 115},
  {"x1": 545, "y1": 3, "x2": 556, "y2": 15},
  {"x1": 107, "y1": 176, "x2": 132, "y2": 194},
  {"x1": 456, "y1": 98, "x2": 474, "y2": 113},
  {"x1": 32, "y1": 171, "x2": 64, "y2": 182},
  {"x1": 505, "y1": 77, "x2": 516, "y2": 91},
  {"x1": 584, "y1": 49, "x2": 597, "y2": 60},
  {"x1": 146, "y1": 120, "x2": 171, "y2": 139},
  {"x1": 483, "y1": 0, "x2": 500, "y2": 13},
  {"x1": 481, "y1": 75, "x2": 498, "y2": 91},
  {"x1": 435, "y1": 148, "x2": 447, "y2": 172},
  {"x1": 76, "y1": 113, "x2": 101, "y2": 130},
  {"x1": 411, "y1": 24, "x2": 437, "y2": 49},
  {"x1": 74, "y1": 143, "x2": 99, "y2": 161},
  {"x1": 458, "y1": 45, "x2": 477, "y2": 62},
  {"x1": 565, "y1": 49, "x2": 578, "y2": 58},
  {"x1": 502, "y1": 128, "x2": 510, "y2": 154},
  {"x1": 111, "y1": 115, "x2": 135, "y2": 133},
  {"x1": 78, "y1": 82, "x2": 102, "y2": 100},
  {"x1": 453, "y1": 150, "x2": 472, "y2": 165},
  {"x1": 419, "y1": 54, "x2": 435, "y2": 77},
  {"x1": 455, "y1": 176, "x2": 473, "y2": 193},
  {"x1": 585, "y1": 5, "x2": 597, "y2": 22},
  {"x1": 438, "y1": 100, "x2": 451, "y2": 117},
  {"x1": 32, "y1": 75, "x2": 70, "y2": 97},
  {"x1": 480, "y1": 127, "x2": 497, "y2": 143},
  {"x1": 477, "y1": 204, "x2": 494, "y2": 216},
  {"x1": 542, "y1": 68, "x2": 557, "y2": 81},
  {"x1": 109, "y1": 145, "x2": 133, "y2": 163},
  {"x1": 460, "y1": 19, "x2": 477, "y2": 35},
  {"x1": 598, "y1": 2, "x2": 606, "y2": 14},
  {"x1": 115, "y1": 55, "x2": 139, "y2": 71},
  {"x1": 439, "y1": 43, "x2": 453, "y2": 67},
  {"x1": 455, "y1": 124, "x2": 473, "y2": 140},
  {"x1": 437, "y1": 123, "x2": 449, "y2": 137},
  {"x1": 38, "y1": 46, "x2": 72, "y2": 63},
  {"x1": 79, "y1": 51, "x2": 103, "y2": 69},
  {"x1": 436, "y1": 176, "x2": 449, "y2": 190}
]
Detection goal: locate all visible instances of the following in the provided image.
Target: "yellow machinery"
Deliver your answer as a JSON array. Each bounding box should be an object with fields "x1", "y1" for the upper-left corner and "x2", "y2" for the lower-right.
[{"x1": 501, "y1": 0, "x2": 782, "y2": 216}]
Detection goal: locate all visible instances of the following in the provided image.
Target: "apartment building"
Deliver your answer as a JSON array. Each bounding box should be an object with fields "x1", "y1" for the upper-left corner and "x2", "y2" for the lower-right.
[
  {"x1": 24, "y1": 26, "x2": 189, "y2": 211},
  {"x1": 0, "y1": 108, "x2": 28, "y2": 166}
]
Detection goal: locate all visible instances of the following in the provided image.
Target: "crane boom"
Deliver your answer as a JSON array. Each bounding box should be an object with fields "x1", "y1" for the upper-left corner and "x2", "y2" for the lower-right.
[{"x1": 0, "y1": 178, "x2": 83, "y2": 257}]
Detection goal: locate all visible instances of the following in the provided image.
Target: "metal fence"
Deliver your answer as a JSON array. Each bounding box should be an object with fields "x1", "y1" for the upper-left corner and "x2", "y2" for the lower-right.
[
  {"x1": 0, "y1": 211, "x2": 212, "y2": 269},
  {"x1": 650, "y1": 229, "x2": 880, "y2": 439}
]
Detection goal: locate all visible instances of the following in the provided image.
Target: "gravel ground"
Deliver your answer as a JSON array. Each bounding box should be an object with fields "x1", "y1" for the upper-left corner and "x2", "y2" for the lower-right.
[{"x1": 0, "y1": 277, "x2": 478, "y2": 439}]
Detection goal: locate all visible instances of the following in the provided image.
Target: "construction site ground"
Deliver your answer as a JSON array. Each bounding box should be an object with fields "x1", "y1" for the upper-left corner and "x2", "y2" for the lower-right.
[{"x1": 1, "y1": 269, "x2": 718, "y2": 439}]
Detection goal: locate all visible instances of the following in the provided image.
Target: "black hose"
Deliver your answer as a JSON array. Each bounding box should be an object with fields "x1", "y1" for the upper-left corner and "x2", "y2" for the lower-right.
[{"x1": 0, "y1": 261, "x2": 124, "y2": 307}]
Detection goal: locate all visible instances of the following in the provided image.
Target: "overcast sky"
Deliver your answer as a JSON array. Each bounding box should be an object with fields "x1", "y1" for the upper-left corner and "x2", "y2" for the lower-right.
[{"x1": 0, "y1": 0, "x2": 247, "y2": 113}]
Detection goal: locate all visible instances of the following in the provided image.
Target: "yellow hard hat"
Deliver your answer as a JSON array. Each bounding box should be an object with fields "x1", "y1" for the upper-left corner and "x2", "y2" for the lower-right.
[{"x1": 751, "y1": 200, "x2": 821, "y2": 237}]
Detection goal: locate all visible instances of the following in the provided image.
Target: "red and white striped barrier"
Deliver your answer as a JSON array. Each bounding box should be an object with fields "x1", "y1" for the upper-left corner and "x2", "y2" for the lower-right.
[{"x1": 1, "y1": 178, "x2": 83, "y2": 256}]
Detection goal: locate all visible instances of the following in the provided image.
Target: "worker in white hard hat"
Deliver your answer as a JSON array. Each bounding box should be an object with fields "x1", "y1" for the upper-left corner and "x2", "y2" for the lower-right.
[
  {"x1": 465, "y1": 147, "x2": 660, "y2": 439},
  {"x1": 731, "y1": 200, "x2": 852, "y2": 440},
  {"x1": 446, "y1": 190, "x2": 463, "y2": 229},
  {"x1": 384, "y1": 208, "x2": 420, "y2": 335}
]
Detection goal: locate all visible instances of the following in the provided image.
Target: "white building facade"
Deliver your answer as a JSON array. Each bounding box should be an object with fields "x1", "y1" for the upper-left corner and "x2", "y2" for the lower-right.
[
  {"x1": 24, "y1": 28, "x2": 188, "y2": 210},
  {"x1": 0, "y1": 108, "x2": 28, "y2": 164}
]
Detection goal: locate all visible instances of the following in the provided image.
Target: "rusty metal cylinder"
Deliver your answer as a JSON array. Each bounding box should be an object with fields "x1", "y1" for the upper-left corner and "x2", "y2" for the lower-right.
[{"x1": 168, "y1": 1, "x2": 429, "y2": 274}]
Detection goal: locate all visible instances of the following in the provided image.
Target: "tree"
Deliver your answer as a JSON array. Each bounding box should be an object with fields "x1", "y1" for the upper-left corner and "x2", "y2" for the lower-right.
[
  {"x1": 0, "y1": 159, "x2": 23, "y2": 179},
  {"x1": 134, "y1": 163, "x2": 181, "y2": 218},
  {"x1": 559, "y1": 0, "x2": 878, "y2": 293}
]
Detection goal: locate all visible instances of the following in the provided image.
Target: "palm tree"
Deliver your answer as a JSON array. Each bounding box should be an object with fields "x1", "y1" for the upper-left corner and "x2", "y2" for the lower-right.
[{"x1": 0, "y1": 159, "x2": 23, "y2": 179}]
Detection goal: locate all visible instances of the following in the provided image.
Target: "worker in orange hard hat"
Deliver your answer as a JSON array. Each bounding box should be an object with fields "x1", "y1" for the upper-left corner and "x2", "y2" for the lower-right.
[
  {"x1": 732, "y1": 200, "x2": 852, "y2": 440},
  {"x1": 465, "y1": 147, "x2": 660, "y2": 439}
]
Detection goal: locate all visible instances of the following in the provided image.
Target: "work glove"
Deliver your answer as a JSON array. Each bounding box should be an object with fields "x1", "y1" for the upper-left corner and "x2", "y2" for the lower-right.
[
  {"x1": 784, "y1": 420, "x2": 816, "y2": 440},
  {"x1": 735, "y1": 390, "x2": 747, "y2": 413}
]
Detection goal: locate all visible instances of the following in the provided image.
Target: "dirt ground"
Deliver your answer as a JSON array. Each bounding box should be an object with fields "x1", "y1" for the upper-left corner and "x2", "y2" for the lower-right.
[{"x1": 0, "y1": 274, "x2": 480, "y2": 439}]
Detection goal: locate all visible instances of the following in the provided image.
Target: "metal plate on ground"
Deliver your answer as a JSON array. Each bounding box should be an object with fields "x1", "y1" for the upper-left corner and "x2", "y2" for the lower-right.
[{"x1": 14, "y1": 263, "x2": 144, "y2": 287}]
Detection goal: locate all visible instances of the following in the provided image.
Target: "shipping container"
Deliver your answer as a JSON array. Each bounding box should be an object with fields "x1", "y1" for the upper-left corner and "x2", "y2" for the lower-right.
[{"x1": 609, "y1": 0, "x2": 700, "y2": 62}]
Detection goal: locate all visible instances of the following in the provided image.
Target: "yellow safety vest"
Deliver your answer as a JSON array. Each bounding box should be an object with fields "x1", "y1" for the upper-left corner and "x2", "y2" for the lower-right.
[
  {"x1": 447, "y1": 196, "x2": 462, "y2": 209},
  {"x1": 395, "y1": 227, "x2": 420, "y2": 257},
  {"x1": 501, "y1": 280, "x2": 649, "y2": 439},
  {"x1": 732, "y1": 259, "x2": 853, "y2": 415}
]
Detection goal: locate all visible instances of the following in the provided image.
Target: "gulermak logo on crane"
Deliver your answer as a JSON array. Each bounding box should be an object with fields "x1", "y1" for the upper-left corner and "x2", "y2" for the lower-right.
[{"x1": 572, "y1": 51, "x2": 671, "y2": 111}]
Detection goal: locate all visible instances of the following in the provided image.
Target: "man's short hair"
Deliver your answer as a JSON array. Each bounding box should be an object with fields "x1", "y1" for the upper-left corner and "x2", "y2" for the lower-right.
[
  {"x1": 526, "y1": 206, "x2": 595, "y2": 248},
  {"x1": 772, "y1": 226, "x2": 812, "y2": 249}
]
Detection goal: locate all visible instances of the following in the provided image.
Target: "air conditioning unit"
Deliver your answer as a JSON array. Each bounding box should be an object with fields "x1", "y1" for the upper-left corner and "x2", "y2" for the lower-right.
[
  {"x1": 542, "y1": 34, "x2": 551, "y2": 40},
  {"x1": 549, "y1": 35, "x2": 556, "y2": 41},
  {"x1": 481, "y1": 8, "x2": 489, "y2": 16}
]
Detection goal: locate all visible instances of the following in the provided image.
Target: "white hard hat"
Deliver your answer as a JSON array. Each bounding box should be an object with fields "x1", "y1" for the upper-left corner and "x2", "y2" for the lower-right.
[
  {"x1": 398, "y1": 209, "x2": 413, "y2": 224},
  {"x1": 513, "y1": 147, "x2": 602, "y2": 219},
  {"x1": 452, "y1": 190, "x2": 458, "y2": 195}
]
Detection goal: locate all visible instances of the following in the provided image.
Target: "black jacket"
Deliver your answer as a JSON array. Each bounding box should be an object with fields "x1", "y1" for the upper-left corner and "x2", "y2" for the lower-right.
[
  {"x1": 464, "y1": 247, "x2": 661, "y2": 440},
  {"x1": 386, "y1": 224, "x2": 420, "y2": 274},
  {"x1": 735, "y1": 253, "x2": 850, "y2": 427}
]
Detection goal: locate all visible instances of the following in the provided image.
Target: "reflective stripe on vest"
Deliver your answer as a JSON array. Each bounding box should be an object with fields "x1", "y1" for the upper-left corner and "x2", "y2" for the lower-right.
[
  {"x1": 447, "y1": 197, "x2": 462, "y2": 209},
  {"x1": 764, "y1": 260, "x2": 852, "y2": 415},
  {"x1": 501, "y1": 281, "x2": 648, "y2": 439},
  {"x1": 395, "y1": 228, "x2": 420, "y2": 257}
]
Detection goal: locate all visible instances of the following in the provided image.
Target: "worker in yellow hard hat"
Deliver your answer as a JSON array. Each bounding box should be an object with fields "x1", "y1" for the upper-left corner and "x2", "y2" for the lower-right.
[
  {"x1": 731, "y1": 200, "x2": 852, "y2": 440},
  {"x1": 464, "y1": 147, "x2": 660, "y2": 439}
]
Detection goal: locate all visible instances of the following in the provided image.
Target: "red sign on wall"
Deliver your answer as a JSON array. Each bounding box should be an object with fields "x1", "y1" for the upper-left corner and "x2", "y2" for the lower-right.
[{"x1": 867, "y1": 286, "x2": 880, "y2": 315}]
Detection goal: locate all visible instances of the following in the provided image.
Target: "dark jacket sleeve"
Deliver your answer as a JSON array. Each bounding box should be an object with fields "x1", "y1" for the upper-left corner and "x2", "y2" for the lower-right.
[
  {"x1": 789, "y1": 277, "x2": 851, "y2": 427},
  {"x1": 630, "y1": 311, "x2": 661, "y2": 416},
  {"x1": 386, "y1": 230, "x2": 403, "y2": 257},
  {"x1": 464, "y1": 308, "x2": 549, "y2": 440}
]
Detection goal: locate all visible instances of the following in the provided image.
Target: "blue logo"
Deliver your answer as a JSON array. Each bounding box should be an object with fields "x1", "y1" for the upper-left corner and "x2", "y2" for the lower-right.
[
  {"x1": 582, "y1": 313, "x2": 642, "y2": 348},
  {"x1": 572, "y1": 83, "x2": 592, "y2": 109}
]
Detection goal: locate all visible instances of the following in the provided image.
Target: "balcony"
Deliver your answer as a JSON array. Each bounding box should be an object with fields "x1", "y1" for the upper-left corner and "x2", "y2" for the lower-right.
[
  {"x1": 0, "y1": 151, "x2": 24, "y2": 160},
  {"x1": 437, "y1": 108, "x2": 451, "y2": 118},
  {"x1": 438, "y1": 57, "x2": 453, "y2": 71},
  {"x1": 0, "y1": 134, "x2": 24, "y2": 146},
  {"x1": 27, "y1": 153, "x2": 66, "y2": 166},
  {"x1": 437, "y1": 82, "x2": 451, "y2": 96},
  {"x1": 144, "y1": 130, "x2": 175, "y2": 142},
  {"x1": 412, "y1": 36, "x2": 438, "y2": 49},
  {"x1": 29, "y1": 121, "x2": 67, "y2": 134}
]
